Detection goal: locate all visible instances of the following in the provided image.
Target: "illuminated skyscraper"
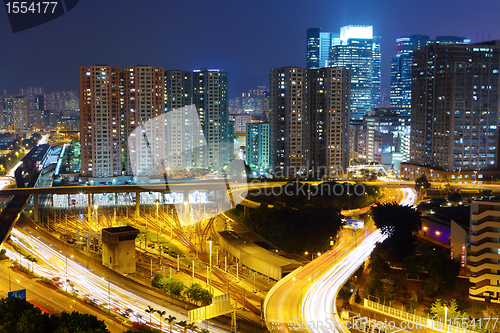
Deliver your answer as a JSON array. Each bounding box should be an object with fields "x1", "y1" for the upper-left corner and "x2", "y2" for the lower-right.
[
  {"x1": 123, "y1": 66, "x2": 165, "y2": 176},
  {"x1": 307, "y1": 28, "x2": 340, "y2": 69},
  {"x1": 79, "y1": 66, "x2": 122, "y2": 178},
  {"x1": 12, "y1": 96, "x2": 29, "y2": 130},
  {"x1": 165, "y1": 70, "x2": 192, "y2": 112},
  {"x1": 193, "y1": 69, "x2": 233, "y2": 168},
  {"x1": 164, "y1": 70, "x2": 199, "y2": 170},
  {"x1": 328, "y1": 25, "x2": 381, "y2": 120},
  {"x1": 246, "y1": 122, "x2": 269, "y2": 172},
  {"x1": 408, "y1": 41, "x2": 500, "y2": 172},
  {"x1": 269, "y1": 67, "x2": 350, "y2": 177},
  {"x1": 390, "y1": 35, "x2": 470, "y2": 114}
]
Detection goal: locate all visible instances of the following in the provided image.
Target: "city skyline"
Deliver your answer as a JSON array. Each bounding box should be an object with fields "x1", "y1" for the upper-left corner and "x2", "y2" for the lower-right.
[{"x1": 1, "y1": 0, "x2": 499, "y2": 99}]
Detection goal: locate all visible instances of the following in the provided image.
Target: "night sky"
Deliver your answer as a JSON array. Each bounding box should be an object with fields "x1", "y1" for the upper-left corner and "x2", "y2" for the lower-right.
[{"x1": 1, "y1": 0, "x2": 500, "y2": 99}]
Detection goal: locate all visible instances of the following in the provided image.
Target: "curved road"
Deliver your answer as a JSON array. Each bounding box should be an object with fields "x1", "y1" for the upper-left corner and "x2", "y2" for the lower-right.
[{"x1": 264, "y1": 188, "x2": 417, "y2": 333}]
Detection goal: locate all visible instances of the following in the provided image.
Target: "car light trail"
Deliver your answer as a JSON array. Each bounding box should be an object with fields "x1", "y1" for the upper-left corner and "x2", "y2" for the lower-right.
[
  {"x1": 6, "y1": 227, "x2": 231, "y2": 333},
  {"x1": 302, "y1": 230, "x2": 388, "y2": 333}
]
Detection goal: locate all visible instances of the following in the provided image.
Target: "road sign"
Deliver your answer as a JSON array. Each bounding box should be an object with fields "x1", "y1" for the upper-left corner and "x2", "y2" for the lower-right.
[
  {"x1": 188, "y1": 293, "x2": 232, "y2": 323},
  {"x1": 342, "y1": 219, "x2": 364, "y2": 229},
  {"x1": 8, "y1": 289, "x2": 26, "y2": 300}
]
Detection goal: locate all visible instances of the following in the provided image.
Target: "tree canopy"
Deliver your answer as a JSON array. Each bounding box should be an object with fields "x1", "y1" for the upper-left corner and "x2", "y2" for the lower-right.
[
  {"x1": 371, "y1": 202, "x2": 422, "y2": 261},
  {"x1": 0, "y1": 297, "x2": 109, "y2": 333}
]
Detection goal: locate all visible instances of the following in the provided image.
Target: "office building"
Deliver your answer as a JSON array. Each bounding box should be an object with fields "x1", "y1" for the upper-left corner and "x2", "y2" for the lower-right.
[
  {"x1": 165, "y1": 70, "x2": 192, "y2": 112},
  {"x1": 307, "y1": 28, "x2": 341, "y2": 69},
  {"x1": 230, "y1": 114, "x2": 252, "y2": 134},
  {"x1": 163, "y1": 70, "x2": 201, "y2": 170},
  {"x1": 35, "y1": 95, "x2": 44, "y2": 111},
  {"x1": 193, "y1": 69, "x2": 233, "y2": 168},
  {"x1": 390, "y1": 35, "x2": 470, "y2": 114},
  {"x1": 354, "y1": 109, "x2": 410, "y2": 170},
  {"x1": 12, "y1": 96, "x2": 29, "y2": 130},
  {"x1": 20, "y1": 87, "x2": 44, "y2": 110},
  {"x1": 245, "y1": 122, "x2": 269, "y2": 172},
  {"x1": 123, "y1": 66, "x2": 165, "y2": 176},
  {"x1": 402, "y1": 41, "x2": 500, "y2": 179},
  {"x1": 269, "y1": 67, "x2": 350, "y2": 177},
  {"x1": 469, "y1": 200, "x2": 500, "y2": 303},
  {"x1": 29, "y1": 109, "x2": 45, "y2": 130},
  {"x1": 329, "y1": 25, "x2": 381, "y2": 120},
  {"x1": 79, "y1": 66, "x2": 122, "y2": 178}
]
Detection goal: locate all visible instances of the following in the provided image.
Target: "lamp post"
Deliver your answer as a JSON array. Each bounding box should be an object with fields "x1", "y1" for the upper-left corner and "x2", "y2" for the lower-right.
[
  {"x1": 93, "y1": 204, "x2": 98, "y2": 229},
  {"x1": 292, "y1": 276, "x2": 304, "y2": 313},
  {"x1": 65, "y1": 255, "x2": 73, "y2": 292},
  {"x1": 102, "y1": 277, "x2": 111, "y2": 315},
  {"x1": 305, "y1": 252, "x2": 320, "y2": 282},
  {"x1": 8, "y1": 264, "x2": 12, "y2": 292},
  {"x1": 209, "y1": 239, "x2": 212, "y2": 289},
  {"x1": 156, "y1": 200, "x2": 160, "y2": 235},
  {"x1": 444, "y1": 305, "x2": 448, "y2": 331}
]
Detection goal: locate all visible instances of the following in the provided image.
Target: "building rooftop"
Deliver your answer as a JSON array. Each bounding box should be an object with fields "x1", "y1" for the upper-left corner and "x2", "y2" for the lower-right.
[
  {"x1": 219, "y1": 230, "x2": 301, "y2": 268},
  {"x1": 102, "y1": 226, "x2": 139, "y2": 234},
  {"x1": 21, "y1": 144, "x2": 51, "y2": 162}
]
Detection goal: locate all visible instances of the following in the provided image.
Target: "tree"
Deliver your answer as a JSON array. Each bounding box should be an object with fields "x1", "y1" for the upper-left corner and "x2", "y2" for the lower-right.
[
  {"x1": 0, "y1": 297, "x2": 51, "y2": 333},
  {"x1": 53, "y1": 311, "x2": 109, "y2": 333},
  {"x1": 407, "y1": 291, "x2": 419, "y2": 312},
  {"x1": 165, "y1": 315, "x2": 176, "y2": 333},
  {"x1": 184, "y1": 283, "x2": 212, "y2": 306},
  {"x1": 0, "y1": 298, "x2": 108, "y2": 333},
  {"x1": 371, "y1": 202, "x2": 422, "y2": 261},
  {"x1": 448, "y1": 192, "x2": 462, "y2": 205},
  {"x1": 157, "y1": 277, "x2": 185, "y2": 297},
  {"x1": 156, "y1": 310, "x2": 166, "y2": 330},
  {"x1": 152, "y1": 273, "x2": 162, "y2": 288},
  {"x1": 429, "y1": 299, "x2": 464, "y2": 322},
  {"x1": 415, "y1": 174, "x2": 431, "y2": 192},
  {"x1": 424, "y1": 250, "x2": 460, "y2": 296},
  {"x1": 186, "y1": 322, "x2": 197, "y2": 332},
  {"x1": 177, "y1": 321, "x2": 188, "y2": 333},
  {"x1": 15, "y1": 306, "x2": 54, "y2": 333},
  {"x1": 145, "y1": 306, "x2": 156, "y2": 324}
]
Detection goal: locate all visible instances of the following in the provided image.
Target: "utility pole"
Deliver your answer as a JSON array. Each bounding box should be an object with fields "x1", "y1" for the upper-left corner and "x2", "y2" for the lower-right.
[{"x1": 206, "y1": 266, "x2": 209, "y2": 287}]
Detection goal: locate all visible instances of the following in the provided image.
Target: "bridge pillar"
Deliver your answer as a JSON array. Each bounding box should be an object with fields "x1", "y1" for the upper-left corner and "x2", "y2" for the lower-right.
[
  {"x1": 184, "y1": 190, "x2": 190, "y2": 203},
  {"x1": 51, "y1": 194, "x2": 54, "y2": 207},
  {"x1": 88, "y1": 193, "x2": 91, "y2": 222},
  {"x1": 67, "y1": 194, "x2": 70, "y2": 206},
  {"x1": 33, "y1": 194, "x2": 39, "y2": 222},
  {"x1": 135, "y1": 191, "x2": 140, "y2": 219}
]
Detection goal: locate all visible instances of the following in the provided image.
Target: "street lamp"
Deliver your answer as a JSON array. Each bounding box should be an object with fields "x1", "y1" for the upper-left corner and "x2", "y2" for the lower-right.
[
  {"x1": 102, "y1": 277, "x2": 110, "y2": 314},
  {"x1": 156, "y1": 200, "x2": 160, "y2": 235},
  {"x1": 305, "y1": 252, "x2": 320, "y2": 282},
  {"x1": 93, "y1": 204, "x2": 98, "y2": 229},
  {"x1": 65, "y1": 255, "x2": 73, "y2": 292},
  {"x1": 444, "y1": 304, "x2": 448, "y2": 331}
]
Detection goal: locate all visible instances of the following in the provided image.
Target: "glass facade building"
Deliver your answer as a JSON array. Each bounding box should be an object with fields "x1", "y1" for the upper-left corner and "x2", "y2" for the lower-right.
[
  {"x1": 328, "y1": 25, "x2": 381, "y2": 121},
  {"x1": 410, "y1": 41, "x2": 500, "y2": 172},
  {"x1": 390, "y1": 35, "x2": 470, "y2": 114}
]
